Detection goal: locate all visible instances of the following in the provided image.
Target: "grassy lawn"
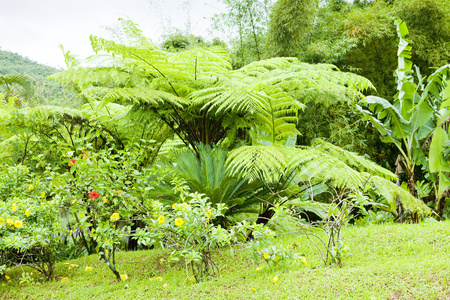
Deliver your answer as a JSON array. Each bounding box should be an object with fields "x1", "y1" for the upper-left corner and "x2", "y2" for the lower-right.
[{"x1": 1, "y1": 221, "x2": 450, "y2": 299}]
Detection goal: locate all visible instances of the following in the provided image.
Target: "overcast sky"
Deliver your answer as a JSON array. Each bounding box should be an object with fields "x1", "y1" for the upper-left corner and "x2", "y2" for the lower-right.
[{"x1": 0, "y1": 0, "x2": 225, "y2": 69}]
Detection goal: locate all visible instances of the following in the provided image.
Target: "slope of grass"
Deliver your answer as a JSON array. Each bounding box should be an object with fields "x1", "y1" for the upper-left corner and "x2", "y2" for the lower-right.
[{"x1": 1, "y1": 221, "x2": 450, "y2": 299}]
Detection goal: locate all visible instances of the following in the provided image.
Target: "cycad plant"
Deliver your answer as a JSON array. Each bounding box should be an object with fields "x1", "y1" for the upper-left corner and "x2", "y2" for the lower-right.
[{"x1": 151, "y1": 144, "x2": 264, "y2": 226}]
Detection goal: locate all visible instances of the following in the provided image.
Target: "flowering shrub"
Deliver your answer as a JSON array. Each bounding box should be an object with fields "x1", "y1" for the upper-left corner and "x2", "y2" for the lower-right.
[
  {"x1": 0, "y1": 164, "x2": 62, "y2": 281},
  {"x1": 52, "y1": 147, "x2": 149, "y2": 255},
  {"x1": 49, "y1": 147, "x2": 158, "y2": 280},
  {"x1": 135, "y1": 190, "x2": 245, "y2": 282}
]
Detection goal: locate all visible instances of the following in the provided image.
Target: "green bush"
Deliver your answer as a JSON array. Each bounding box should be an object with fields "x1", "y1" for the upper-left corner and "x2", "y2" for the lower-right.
[{"x1": 0, "y1": 164, "x2": 62, "y2": 281}]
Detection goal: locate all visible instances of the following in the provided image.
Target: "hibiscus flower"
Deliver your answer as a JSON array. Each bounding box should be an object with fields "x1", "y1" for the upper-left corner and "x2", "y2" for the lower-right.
[{"x1": 89, "y1": 190, "x2": 100, "y2": 199}]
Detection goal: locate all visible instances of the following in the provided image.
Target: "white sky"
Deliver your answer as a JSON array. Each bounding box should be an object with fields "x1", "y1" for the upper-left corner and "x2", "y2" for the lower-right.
[{"x1": 0, "y1": 0, "x2": 226, "y2": 69}]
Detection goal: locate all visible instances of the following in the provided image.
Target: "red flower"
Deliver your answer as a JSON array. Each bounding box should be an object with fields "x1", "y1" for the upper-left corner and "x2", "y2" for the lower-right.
[
  {"x1": 69, "y1": 159, "x2": 76, "y2": 167},
  {"x1": 89, "y1": 190, "x2": 100, "y2": 199}
]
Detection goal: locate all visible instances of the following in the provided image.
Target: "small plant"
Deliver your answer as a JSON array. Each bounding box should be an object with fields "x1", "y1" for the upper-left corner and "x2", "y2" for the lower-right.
[
  {"x1": 245, "y1": 222, "x2": 306, "y2": 269},
  {"x1": 135, "y1": 187, "x2": 244, "y2": 282},
  {"x1": 19, "y1": 272, "x2": 35, "y2": 285},
  {"x1": 296, "y1": 188, "x2": 366, "y2": 266}
]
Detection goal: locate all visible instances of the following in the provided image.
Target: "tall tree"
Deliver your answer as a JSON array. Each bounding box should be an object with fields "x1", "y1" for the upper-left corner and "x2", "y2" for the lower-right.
[
  {"x1": 265, "y1": 0, "x2": 319, "y2": 58},
  {"x1": 213, "y1": 0, "x2": 274, "y2": 68}
]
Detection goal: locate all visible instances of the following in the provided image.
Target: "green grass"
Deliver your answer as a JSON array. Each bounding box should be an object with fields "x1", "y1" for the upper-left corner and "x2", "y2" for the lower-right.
[{"x1": 2, "y1": 222, "x2": 450, "y2": 299}]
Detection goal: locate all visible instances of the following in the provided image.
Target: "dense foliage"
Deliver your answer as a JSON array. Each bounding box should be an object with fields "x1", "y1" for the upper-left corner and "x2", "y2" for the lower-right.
[{"x1": 0, "y1": 11, "x2": 448, "y2": 290}]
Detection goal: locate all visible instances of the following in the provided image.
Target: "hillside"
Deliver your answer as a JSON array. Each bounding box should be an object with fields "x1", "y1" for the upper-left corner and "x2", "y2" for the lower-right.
[{"x1": 0, "y1": 49, "x2": 61, "y2": 80}]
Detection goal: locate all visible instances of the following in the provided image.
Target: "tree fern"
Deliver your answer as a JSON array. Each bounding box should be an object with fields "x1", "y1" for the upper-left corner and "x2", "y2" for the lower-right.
[
  {"x1": 52, "y1": 20, "x2": 374, "y2": 155},
  {"x1": 226, "y1": 143, "x2": 429, "y2": 215}
]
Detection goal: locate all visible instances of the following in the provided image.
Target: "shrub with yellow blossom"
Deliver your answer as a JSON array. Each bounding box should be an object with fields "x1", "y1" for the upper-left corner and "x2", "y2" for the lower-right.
[
  {"x1": 134, "y1": 191, "x2": 243, "y2": 282},
  {"x1": 0, "y1": 164, "x2": 63, "y2": 281}
]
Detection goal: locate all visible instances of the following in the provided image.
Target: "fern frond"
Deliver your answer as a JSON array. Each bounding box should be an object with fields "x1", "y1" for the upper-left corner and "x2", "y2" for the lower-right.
[
  {"x1": 365, "y1": 174, "x2": 432, "y2": 216},
  {"x1": 235, "y1": 57, "x2": 297, "y2": 76},
  {"x1": 169, "y1": 46, "x2": 232, "y2": 81},
  {"x1": 189, "y1": 84, "x2": 267, "y2": 115},
  {"x1": 100, "y1": 88, "x2": 187, "y2": 108},
  {"x1": 311, "y1": 139, "x2": 396, "y2": 180},
  {"x1": 0, "y1": 73, "x2": 36, "y2": 100},
  {"x1": 226, "y1": 145, "x2": 286, "y2": 183},
  {"x1": 286, "y1": 147, "x2": 364, "y2": 190}
]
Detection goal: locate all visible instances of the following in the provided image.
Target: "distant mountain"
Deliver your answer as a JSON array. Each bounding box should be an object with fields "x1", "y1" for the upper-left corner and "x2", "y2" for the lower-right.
[{"x1": 0, "y1": 49, "x2": 61, "y2": 80}]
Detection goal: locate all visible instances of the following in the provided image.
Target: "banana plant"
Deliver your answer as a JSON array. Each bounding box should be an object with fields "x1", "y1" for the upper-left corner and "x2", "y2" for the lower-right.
[
  {"x1": 360, "y1": 19, "x2": 450, "y2": 215},
  {"x1": 428, "y1": 69, "x2": 450, "y2": 215},
  {"x1": 360, "y1": 19, "x2": 433, "y2": 196}
]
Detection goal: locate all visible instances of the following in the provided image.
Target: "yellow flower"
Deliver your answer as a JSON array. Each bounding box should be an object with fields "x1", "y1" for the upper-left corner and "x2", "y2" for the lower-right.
[
  {"x1": 85, "y1": 266, "x2": 93, "y2": 271},
  {"x1": 175, "y1": 218, "x2": 184, "y2": 227},
  {"x1": 156, "y1": 276, "x2": 163, "y2": 281},
  {"x1": 102, "y1": 196, "x2": 108, "y2": 204},
  {"x1": 273, "y1": 275, "x2": 278, "y2": 283},
  {"x1": 263, "y1": 252, "x2": 269, "y2": 259},
  {"x1": 110, "y1": 212, "x2": 120, "y2": 222},
  {"x1": 12, "y1": 203, "x2": 18, "y2": 212},
  {"x1": 120, "y1": 274, "x2": 128, "y2": 281},
  {"x1": 131, "y1": 187, "x2": 136, "y2": 190},
  {"x1": 71, "y1": 199, "x2": 77, "y2": 204},
  {"x1": 206, "y1": 210, "x2": 212, "y2": 217},
  {"x1": 14, "y1": 220, "x2": 23, "y2": 229},
  {"x1": 157, "y1": 215, "x2": 165, "y2": 224},
  {"x1": 172, "y1": 203, "x2": 177, "y2": 209},
  {"x1": 5, "y1": 275, "x2": 10, "y2": 280},
  {"x1": 28, "y1": 185, "x2": 34, "y2": 190},
  {"x1": 7, "y1": 280, "x2": 12, "y2": 283},
  {"x1": 6, "y1": 218, "x2": 13, "y2": 226},
  {"x1": 40, "y1": 192, "x2": 46, "y2": 199},
  {"x1": 68, "y1": 264, "x2": 78, "y2": 270},
  {"x1": 25, "y1": 209, "x2": 31, "y2": 217},
  {"x1": 274, "y1": 255, "x2": 280, "y2": 262},
  {"x1": 105, "y1": 249, "x2": 109, "y2": 254},
  {"x1": 343, "y1": 247, "x2": 349, "y2": 252},
  {"x1": 255, "y1": 266, "x2": 262, "y2": 271},
  {"x1": 301, "y1": 257, "x2": 307, "y2": 266},
  {"x1": 61, "y1": 277, "x2": 69, "y2": 282},
  {"x1": 251, "y1": 287, "x2": 256, "y2": 291}
]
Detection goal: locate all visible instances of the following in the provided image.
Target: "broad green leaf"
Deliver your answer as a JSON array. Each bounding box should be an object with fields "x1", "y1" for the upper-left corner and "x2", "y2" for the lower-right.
[
  {"x1": 395, "y1": 19, "x2": 409, "y2": 37},
  {"x1": 406, "y1": 100, "x2": 433, "y2": 134},
  {"x1": 440, "y1": 83, "x2": 450, "y2": 108},
  {"x1": 429, "y1": 127, "x2": 450, "y2": 173},
  {"x1": 438, "y1": 173, "x2": 450, "y2": 200}
]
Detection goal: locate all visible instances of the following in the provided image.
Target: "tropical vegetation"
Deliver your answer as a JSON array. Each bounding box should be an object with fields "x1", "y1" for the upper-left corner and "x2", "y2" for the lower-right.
[{"x1": 1, "y1": 1, "x2": 450, "y2": 298}]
